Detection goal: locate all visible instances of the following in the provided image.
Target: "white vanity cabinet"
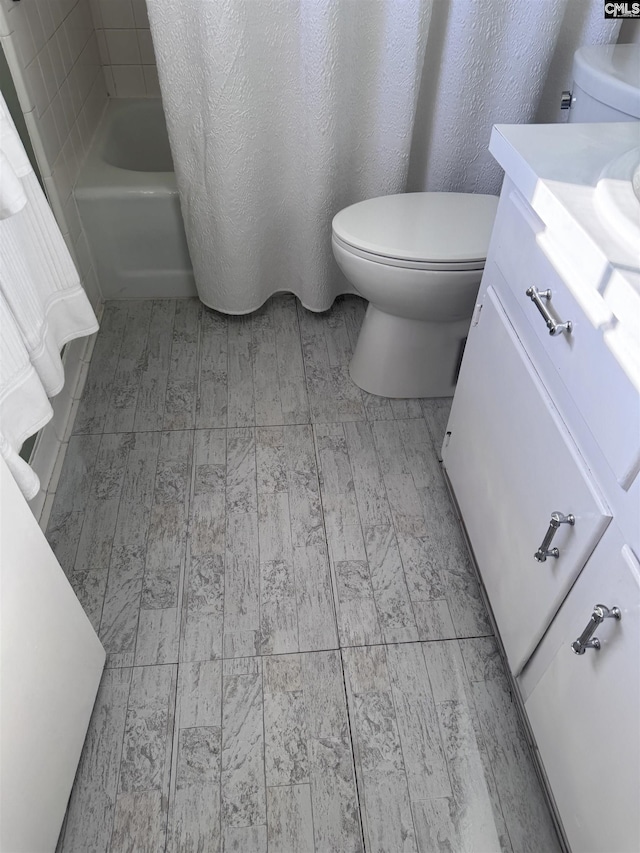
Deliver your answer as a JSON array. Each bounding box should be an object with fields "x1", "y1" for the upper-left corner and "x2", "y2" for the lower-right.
[
  {"x1": 443, "y1": 282, "x2": 611, "y2": 675},
  {"x1": 524, "y1": 523, "x2": 640, "y2": 853},
  {"x1": 442, "y1": 121, "x2": 640, "y2": 851}
]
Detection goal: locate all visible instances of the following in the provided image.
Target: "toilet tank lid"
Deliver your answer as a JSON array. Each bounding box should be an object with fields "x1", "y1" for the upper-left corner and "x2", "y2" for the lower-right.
[
  {"x1": 332, "y1": 192, "x2": 499, "y2": 264},
  {"x1": 573, "y1": 45, "x2": 640, "y2": 119}
]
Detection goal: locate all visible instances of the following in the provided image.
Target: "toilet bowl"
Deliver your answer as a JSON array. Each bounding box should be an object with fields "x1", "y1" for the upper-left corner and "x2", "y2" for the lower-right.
[{"x1": 332, "y1": 192, "x2": 499, "y2": 398}]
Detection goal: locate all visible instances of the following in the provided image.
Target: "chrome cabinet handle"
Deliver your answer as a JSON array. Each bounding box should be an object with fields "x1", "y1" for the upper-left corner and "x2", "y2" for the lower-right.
[
  {"x1": 572, "y1": 604, "x2": 621, "y2": 655},
  {"x1": 526, "y1": 286, "x2": 572, "y2": 336},
  {"x1": 534, "y1": 511, "x2": 575, "y2": 562}
]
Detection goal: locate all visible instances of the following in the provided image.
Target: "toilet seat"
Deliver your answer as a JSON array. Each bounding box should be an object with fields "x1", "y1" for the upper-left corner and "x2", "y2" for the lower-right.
[
  {"x1": 332, "y1": 191, "x2": 499, "y2": 268},
  {"x1": 332, "y1": 233, "x2": 486, "y2": 272}
]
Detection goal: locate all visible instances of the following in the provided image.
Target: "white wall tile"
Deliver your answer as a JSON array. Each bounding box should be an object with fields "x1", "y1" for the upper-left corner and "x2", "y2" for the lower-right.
[
  {"x1": 82, "y1": 266, "x2": 102, "y2": 312},
  {"x1": 91, "y1": 0, "x2": 155, "y2": 96},
  {"x1": 132, "y1": 0, "x2": 148, "y2": 28},
  {"x1": 137, "y1": 27, "x2": 154, "y2": 64},
  {"x1": 102, "y1": 64, "x2": 115, "y2": 95},
  {"x1": 89, "y1": 0, "x2": 102, "y2": 29},
  {"x1": 0, "y1": 3, "x2": 15, "y2": 37},
  {"x1": 99, "y1": 0, "x2": 134, "y2": 29},
  {"x1": 112, "y1": 62, "x2": 144, "y2": 96},
  {"x1": 56, "y1": 28, "x2": 74, "y2": 77},
  {"x1": 25, "y1": 2, "x2": 46, "y2": 55},
  {"x1": 38, "y1": 103, "x2": 62, "y2": 169},
  {"x1": 24, "y1": 57, "x2": 48, "y2": 116},
  {"x1": 96, "y1": 27, "x2": 109, "y2": 63},
  {"x1": 48, "y1": 36, "x2": 66, "y2": 89},
  {"x1": 64, "y1": 194, "x2": 82, "y2": 244},
  {"x1": 43, "y1": 175, "x2": 69, "y2": 232},
  {"x1": 11, "y1": 6, "x2": 37, "y2": 67},
  {"x1": 105, "y1": 27, "x2": 139, "y2": 63},
  {"x1": 38, "y1": 40, "x2": 58, "y2": 103},
  {"x1": 143, "y1": 63, "x2": 159, "y2": 97},
  {"x1": 37, "y1": 3, "x2": 57, "y2": 42}
]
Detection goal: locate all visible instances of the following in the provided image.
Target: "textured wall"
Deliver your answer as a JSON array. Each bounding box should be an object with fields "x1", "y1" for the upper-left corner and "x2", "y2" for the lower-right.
[{"x1": 90, "y1": 0, "x2": 158, "y2": 97}]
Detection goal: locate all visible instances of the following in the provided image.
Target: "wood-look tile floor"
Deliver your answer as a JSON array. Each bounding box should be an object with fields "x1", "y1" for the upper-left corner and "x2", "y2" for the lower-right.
[{"x1": 50, "y1": 296, "x2": 560, "y2": 853}]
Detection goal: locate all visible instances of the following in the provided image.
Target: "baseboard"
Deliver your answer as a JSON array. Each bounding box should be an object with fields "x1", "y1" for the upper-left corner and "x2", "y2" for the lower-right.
[{"x1": 28, "y1": 304, "x2": 103, "y2": 530}]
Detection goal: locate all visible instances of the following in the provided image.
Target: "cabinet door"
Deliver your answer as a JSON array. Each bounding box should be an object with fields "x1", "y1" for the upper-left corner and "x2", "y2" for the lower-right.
[
  {"x1": 443, "y1": 285, "x2": 611, "y2": 674},
  {"x1": 0, "y1": 459, "x2": 105, "y2": 852},
  {"x1": 525, "y1": 525, "x2": 640, "y2": 853}
]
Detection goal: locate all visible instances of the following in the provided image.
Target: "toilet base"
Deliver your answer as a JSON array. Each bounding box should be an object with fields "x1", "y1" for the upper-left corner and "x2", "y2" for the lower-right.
[{"x1": 350, "y1": 304, "x2": 469, "y2": 398}]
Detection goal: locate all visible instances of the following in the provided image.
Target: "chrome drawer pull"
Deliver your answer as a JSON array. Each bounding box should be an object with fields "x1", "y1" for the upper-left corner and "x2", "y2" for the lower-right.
[
  {"x1": 525, "y1": 286, "x2": 573, "y2": 336},
  {"x1": 534, "y1": 511, "x2": 575, "y2": 562},
  {"x1": 572, "y1": 604, "x2": 621, "y2": 655}
]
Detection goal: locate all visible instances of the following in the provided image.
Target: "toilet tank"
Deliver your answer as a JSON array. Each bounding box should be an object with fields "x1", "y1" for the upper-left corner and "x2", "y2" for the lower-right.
[{"x1": 569, "y1": 44, "x2": 640, "y2": 122}]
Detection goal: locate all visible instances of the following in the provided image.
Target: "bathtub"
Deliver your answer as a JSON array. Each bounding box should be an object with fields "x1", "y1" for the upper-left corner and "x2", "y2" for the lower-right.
[{"x1": 75, "y1": 99, "x2": 195, "y2": 299}]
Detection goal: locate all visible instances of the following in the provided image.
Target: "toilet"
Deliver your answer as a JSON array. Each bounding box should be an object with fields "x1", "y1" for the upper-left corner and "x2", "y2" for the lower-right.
[{"x1": 332, "y1": 192, "x2": 499, "y2": 398}]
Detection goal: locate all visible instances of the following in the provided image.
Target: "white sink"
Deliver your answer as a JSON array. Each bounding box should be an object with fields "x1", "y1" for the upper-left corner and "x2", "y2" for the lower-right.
[{"x1": 595, "y1": 146, "x2": 640, "y2": 250}]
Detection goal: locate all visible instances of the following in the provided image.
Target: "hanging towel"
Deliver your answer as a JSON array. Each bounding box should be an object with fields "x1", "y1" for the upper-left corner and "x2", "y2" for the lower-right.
[
  {"x1": 0, "y1": 293, "x2": 53, "y2": 499},
  {"x1": 0, "y1": 151, "x2": 27, "y2": 219},
  {"x1": 0, "y1": 92, "x2": 99, "y2": 498}
]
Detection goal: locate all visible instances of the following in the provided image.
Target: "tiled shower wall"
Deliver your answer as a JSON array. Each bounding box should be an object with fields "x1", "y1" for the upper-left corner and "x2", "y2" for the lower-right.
[
  {"x1": 90, "y1": 0, "x2": 158, "y2": 97},
  {"x1": 0, "y1": 0, "x2": 107, "y2": 522},
  {"x1": 0, "y1": 0, "x2": 104, "y2": 308}
]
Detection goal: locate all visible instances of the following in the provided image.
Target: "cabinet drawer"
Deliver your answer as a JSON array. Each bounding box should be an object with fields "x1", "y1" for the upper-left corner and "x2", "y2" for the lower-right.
[
  {"x1": 443, "y1": 286, "x2": 611, "y2": 675},
  {"x1": 524, "y1": 524, "x2": 640, "y2": 853},
  {"x1": 493, "y1": 185, "x2": 640, "y2": 489}
]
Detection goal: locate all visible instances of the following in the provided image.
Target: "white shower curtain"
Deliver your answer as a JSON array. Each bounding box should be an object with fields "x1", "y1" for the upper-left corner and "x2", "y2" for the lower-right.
[{"x1": 147, "y1": 0, "x2": 617, "y2": 314}]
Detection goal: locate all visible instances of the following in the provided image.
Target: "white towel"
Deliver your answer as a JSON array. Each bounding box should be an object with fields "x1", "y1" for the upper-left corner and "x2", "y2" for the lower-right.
[
  {"x1": 0, "y1": 92, "x2": 99, "y2": 498},
  {"x1": 0, "y1": 96, "x2": 31, "y2": 219},
  {"x1": 0, "y1": 151, "x2": 27, "y2": 219},
  {"x1": 0, "y1": 293, "x2": 53, "y2": 499}
]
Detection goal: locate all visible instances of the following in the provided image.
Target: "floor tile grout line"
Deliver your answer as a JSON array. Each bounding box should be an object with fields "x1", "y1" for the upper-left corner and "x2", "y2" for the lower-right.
[
  {"x1": 295, "y1": 298, "x2": 315, "y2": 424},
  {"x1": 253, "y1": 423, "x2": 262, "y2": 660},
  {"x1": 384, "y1": 418, "x2": 440, "y2": 641},
  {"x1": 259, "y1": 654, "x2": 269, "y2": 848},
  {"x1": 282, "y1": 429, "x2": 303, "y2": 656},
  {"x1": 100, "y1": 302, "x2": 134, "y2": 438},
  {"x1": 195, "y1": 300, "x2": 206, "y2": 431},
  {"x1": 88, "y1": 432, "x2": 133, "y2": 638},
  {"x1": 160, "y1": 299, "x2": 180, "y2": 431},
  {"x1": 416, "y1": 640, "x2": 457, "y2": 822},
  {"x1": 71, "y1": 414, "x2": 431, "y2": 439},
  {"x1": 340, "y1": 422, "x2": 388, "y2": 644},
  {"x1": 162, "y1": 664, "x2": 180, "y2": 853},
  {"x1": 310, "y1": 422, "x2": 345, "y2": 652},
  {"x1": 338, "y1": 648, "x2": 369, "y2": 853},
  {"x1": 307, "y1": 422, "x2": 341, "y2": 649},
  {"x1": 384, "y1": 417, "x2": 458, "y2": 641},
  {"x1": 173, "y1": 429, "x2": 195, "y2": 668},
  {"x1": 106, "y1": 666, "x2": 135, "y2": 853},
  {"x1": 191, "y1": 300, "x2": 204, "y2": 432},
  {"x1": 220, "y1": 426, "x2": 229, "y2": 662},
  {"x1": 98, "y1": 629, "x2": 496, "y2": 671},
  {"x1": 130, "y1": 430, "x2": 163, "y2": 669},
  {"x1": 126, "y1": 298, "x2": 155, "y2": 435}
]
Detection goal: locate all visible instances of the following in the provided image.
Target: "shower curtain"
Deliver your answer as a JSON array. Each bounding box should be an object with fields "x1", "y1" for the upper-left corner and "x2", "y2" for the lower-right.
[{"x1": 146, "y1": 0, "x2": 617, "y2": 314}]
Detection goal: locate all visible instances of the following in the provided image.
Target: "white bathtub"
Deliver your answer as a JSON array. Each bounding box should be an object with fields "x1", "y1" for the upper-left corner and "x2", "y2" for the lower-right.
[{"x1": 75, "y1": 99, "x2": 195, "y2": 299}]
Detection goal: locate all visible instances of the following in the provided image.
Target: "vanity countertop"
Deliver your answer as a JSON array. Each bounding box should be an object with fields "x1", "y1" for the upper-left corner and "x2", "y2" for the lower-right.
[{"x1": 489, "y1": 121, "x2": 640, "y2": 389}]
